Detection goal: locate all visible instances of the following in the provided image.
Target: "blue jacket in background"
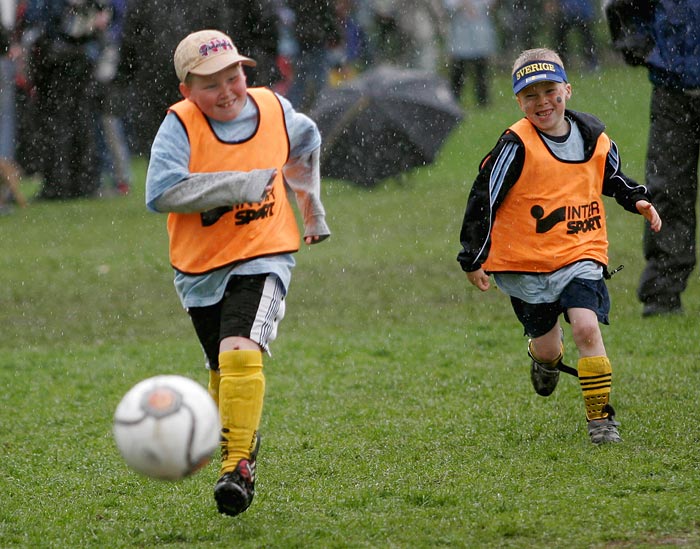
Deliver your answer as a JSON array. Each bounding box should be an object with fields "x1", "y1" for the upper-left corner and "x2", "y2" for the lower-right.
[
  {"x1": 647, "y1": 0, "x2": 700, "y2": 90},
  {"x1": 559, "y1": 0, "x2": 595, "y2": 21}
]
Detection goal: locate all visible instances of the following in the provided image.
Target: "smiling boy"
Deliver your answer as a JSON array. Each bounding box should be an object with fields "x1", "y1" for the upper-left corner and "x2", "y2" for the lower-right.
[
  {"x1": 457, "y1": 48, "x2": 661, "y2": 445},
  {"x1": 145, "y1": 29, "x2": 330, "y2": 516}
]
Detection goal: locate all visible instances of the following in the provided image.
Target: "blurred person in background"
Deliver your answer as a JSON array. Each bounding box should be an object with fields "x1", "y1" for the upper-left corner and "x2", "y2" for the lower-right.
[
  {"x1": 0, "y1": 0, "x2": 26, "y2": 212},
  {"x1": 637, "y1": 0, "x2": 700, "y2": 317},
  {"x1": 95, "y1": 0, "x2": 131, "y2": 196},
  {"x1": 369, "y1": 0, "x2": 446, "y2": 72},
  {"x1": 548, "y1": 0, "x2": 599, "y2": 71},
  {"x1": 495, "y1": 0, "x2": 545, "y2": 57},
  {"x1": 26, "y1": 0, "x2": 111, "y2": 200},
  {"x1": 327, "y1": 0, "x2": 371, "y2": 86},
  {"x1": 286, "y1": 0, "x2": 341, "y2": 111},
  {"x1": 443, "y1": 0, "x2": 497, "y2": 106}
]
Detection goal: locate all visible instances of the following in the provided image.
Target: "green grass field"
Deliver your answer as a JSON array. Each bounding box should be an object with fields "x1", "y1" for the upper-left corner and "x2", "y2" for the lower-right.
[{"x1": 1, "y1": 64, "x2": 699, "y2": 548}]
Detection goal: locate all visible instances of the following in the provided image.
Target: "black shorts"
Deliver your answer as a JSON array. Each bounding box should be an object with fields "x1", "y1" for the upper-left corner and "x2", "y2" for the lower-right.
[
  {"x1": 187, "y1": 274, "x2": 285, "y2": 369},
  {"x1": 510, "y1": 277, "x2": 610, "y2": 338}
]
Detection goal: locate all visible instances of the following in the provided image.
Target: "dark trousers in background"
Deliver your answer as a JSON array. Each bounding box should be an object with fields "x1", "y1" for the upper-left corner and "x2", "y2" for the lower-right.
[
  {"x1": 638, "y1": 86, "x2": 700, "y2": 308},
  {"x1": 554, "y1": 15, "x2": 598, "y2": 70},
  {"x1": 449, "y1": 58, "x2": 490, "y2": 106},
  {"x1": 33, "y1": 39, "x2": 101, "y2": 199}
]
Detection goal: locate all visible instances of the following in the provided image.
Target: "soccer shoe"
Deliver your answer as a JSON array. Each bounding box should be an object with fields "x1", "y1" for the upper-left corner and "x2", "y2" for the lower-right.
[
  {"x1": 528, "y1": 328, "x2": 569, "y2": 397},
  {"x1": 530, "y1": 359, "x2": 561, "y2": 397},
  {"x1": 528, "y1": 341, "x2": 560, "y2": 397},
  {"x1": 214, "y1": 434, "x2": 260, "y2": 517},
  {"x1": 587, "y1": 404, "x2": 622, "y2": 445},
  {"x1": 642, "y1": 295, "x2": 682, "y2": 317}
]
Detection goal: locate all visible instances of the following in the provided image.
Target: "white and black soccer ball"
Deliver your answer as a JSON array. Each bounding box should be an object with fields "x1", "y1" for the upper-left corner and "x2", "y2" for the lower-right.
[{"x1": 113, "y1": 375, "x2": 221, "y2": 480}]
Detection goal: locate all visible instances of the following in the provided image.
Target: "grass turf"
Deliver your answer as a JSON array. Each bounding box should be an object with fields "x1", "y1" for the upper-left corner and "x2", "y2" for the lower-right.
[{"x1": 1, "y1": 63, "x2": 699, "y2": 548}]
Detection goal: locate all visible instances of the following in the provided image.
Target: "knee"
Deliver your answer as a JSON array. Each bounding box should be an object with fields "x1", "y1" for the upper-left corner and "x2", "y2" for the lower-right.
[
  {"x1": 571, "y1": 320, "x2": 601, "y2": 349},
  {"x1": 530, "y1": 328, "x2": 564, "y2": 363}
]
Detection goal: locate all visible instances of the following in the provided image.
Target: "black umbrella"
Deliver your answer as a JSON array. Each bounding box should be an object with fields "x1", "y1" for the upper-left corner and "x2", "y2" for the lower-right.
[{"x1": 309, "y1": 65, "x2": 464, "y2": 187}]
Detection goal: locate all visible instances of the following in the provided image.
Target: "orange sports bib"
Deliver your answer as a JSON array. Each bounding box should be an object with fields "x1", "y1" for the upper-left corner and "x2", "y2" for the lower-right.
[{"x1": 167, "y1": 88, "x2": 299, "y2": 275}]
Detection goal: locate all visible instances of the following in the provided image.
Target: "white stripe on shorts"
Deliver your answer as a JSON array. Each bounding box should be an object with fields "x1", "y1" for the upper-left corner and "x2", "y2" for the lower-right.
[{"x1": 251, "y1": 275, "x2": 286, "y2": 354}]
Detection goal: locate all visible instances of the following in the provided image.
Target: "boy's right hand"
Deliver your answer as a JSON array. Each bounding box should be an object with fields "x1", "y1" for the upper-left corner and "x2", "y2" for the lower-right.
[
  {"x1": 635, "y1": 200, "x2": 662, "y2": 233},
  {"x1": 466, "y1": 268, "x2": 491, "y2": 291}
]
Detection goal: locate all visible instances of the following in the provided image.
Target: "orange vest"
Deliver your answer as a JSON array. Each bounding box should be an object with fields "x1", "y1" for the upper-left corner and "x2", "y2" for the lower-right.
[
  {"x1": 483, "y1": 118, "x2": 611, "y2": 273},
  {"x1": 167, "y1": 88, "x2": 300, "y2": 275}
]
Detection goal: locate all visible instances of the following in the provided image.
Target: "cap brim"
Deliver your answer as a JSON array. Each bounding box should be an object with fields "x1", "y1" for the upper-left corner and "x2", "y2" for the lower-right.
[
  {"x1": 189, "y1": 53, "x2": 257, "y2": 77},
  {"x1": 513, "y1": 75, "x2": 565, "y2": 95}
]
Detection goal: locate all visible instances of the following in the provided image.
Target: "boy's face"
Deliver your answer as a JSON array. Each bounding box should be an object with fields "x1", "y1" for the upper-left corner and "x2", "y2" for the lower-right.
[
  {"x1": 516, "y1": 80, "x2": 572, "y2": 136},
  {"x1": 179, "y1": 63, "x2": 248, "y2": 122}
]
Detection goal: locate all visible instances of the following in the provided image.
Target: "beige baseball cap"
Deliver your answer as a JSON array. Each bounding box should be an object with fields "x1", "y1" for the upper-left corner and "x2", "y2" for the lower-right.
[{"x1": 173, "y1": 29, "x2": 256, "y2": 83}]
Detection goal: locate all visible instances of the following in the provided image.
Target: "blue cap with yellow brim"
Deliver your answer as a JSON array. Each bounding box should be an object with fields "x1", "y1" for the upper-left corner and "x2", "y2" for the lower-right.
[{"x1": 512, "y1": 60, "x2": 568, "y2": 94}]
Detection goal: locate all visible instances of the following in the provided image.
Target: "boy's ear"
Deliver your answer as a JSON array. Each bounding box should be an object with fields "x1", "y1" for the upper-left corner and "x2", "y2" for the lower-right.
[{"x1": 179, "y1": 81, "x2": 190, "y2": 99}]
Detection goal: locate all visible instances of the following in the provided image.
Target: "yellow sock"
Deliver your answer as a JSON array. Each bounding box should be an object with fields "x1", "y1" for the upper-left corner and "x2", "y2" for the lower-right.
[
  {"x1": 218, "y1": 349, "x2": 265, "y2": 474},
  {"x1": 208, "y1": 369, "x2": 220, "y2": 408},
  {"x1": 578, "y1": 356, "x2": 612, "y2": 420}
]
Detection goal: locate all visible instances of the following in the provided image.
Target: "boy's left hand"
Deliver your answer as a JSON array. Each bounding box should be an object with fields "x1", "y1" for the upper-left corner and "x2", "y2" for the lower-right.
[
  {"x1": 636, "y1": 200, "x2": 662, "y2": 233},
  {"x1": 304, "y1": 235, "x2": 329, "y2": 245}
]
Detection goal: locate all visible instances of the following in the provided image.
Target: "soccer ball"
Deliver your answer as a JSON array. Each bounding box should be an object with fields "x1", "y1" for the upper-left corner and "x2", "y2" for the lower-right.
[{"x1": 113, "y1": 375, "x2": 221, "y2": 480}]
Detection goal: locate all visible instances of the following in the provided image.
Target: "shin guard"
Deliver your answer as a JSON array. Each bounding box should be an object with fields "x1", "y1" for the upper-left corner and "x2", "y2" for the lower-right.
[
  {"x1": 218, "y1": 350, "x2": 265, "y2": 474},
  {"x1": 578, "y1": 356, "x2": 612, "y2": 421}
]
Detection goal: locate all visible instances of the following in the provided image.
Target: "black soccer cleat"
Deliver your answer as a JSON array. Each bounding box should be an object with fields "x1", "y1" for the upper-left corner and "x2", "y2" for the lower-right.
[
  {"x1": 528, "y1": 341, "x2": 561, "y2": 397},
  {"x1": 530, "y1": 358, "x2": 561, "y2": 396},
  {"x1": 214, "y1": 434, "x2": 260, "y2": 517}
]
